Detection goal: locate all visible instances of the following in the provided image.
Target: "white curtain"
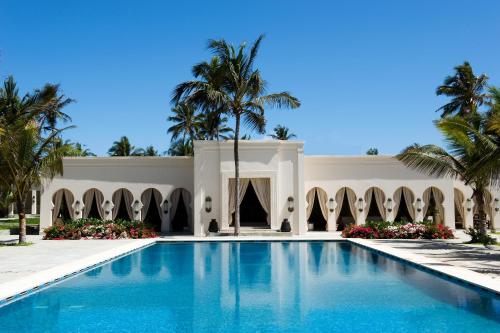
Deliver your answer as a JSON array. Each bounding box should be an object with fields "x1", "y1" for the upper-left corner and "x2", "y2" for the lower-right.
[
  {"x1": 402, "y1": 188, "x2": 415, "y2": 221},
  {"x1": 431, "y1": 187, "x2": 445, "y2": 224},
  {"x1": 335, "y1": 188, "x2": 346, "y2": 221},
  {"x1": 422, "y1": 188, "x2": 432, "y2": 217},
  {"x1": 228, "y1": 178, "x2": 250, "y2": 225},
  {"x1": 306, "y1": 188, "x2": 318, "y2": 220},
  {"x1": 316, "y1": 188, "x2": 329, "y2": 222},
  {"x1": 454, "y1": 188, "x2": 465, "y2": 222},
  {"x1": 373, "y1": 188, "x2": 386, "y2": 220},
  {"x1": 181, "y1": 189, "x2": 192, "y2": 228},
  {"x1": 153, "y1": 190, "x2": 163, "y2": 219},
  {"x1": 345, "y1": 188, "x2": 357, "y2": 220},
  {"x1": 52, "y1": 190, "x2": 64, "y2": 222},
  {"x1": 112, "y1": 189, "x2": 133, "y2": 220},
  {"x1": 141, "y1": 189, "x2": 153, "y2": 221},
  {"x1": 169, "y1": 189, "x2": 182, "y2": 223},
  {"x1": 393, "y1": 188, "x2": 403, "y2": 218},
  {"x1": 83, "y1": 189, "x2": 104, "y2": 219},
  {"x1": 251, "y1": 179, "x2": 271, "y2": 225}
]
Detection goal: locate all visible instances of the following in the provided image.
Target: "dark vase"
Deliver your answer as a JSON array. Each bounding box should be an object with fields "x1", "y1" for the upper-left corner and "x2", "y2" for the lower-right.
[
  {"x1": 280, "y1": 218, "x2": 291, "y2": 232},
  {"x1": 208, "y1": 219, "x2": 219, "y2": 233}
]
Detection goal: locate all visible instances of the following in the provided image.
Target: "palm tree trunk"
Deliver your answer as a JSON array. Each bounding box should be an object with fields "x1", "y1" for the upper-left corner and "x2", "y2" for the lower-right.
[
  {"x1": 16, "y1": 199, "x2": 27, "y2": 244},
  {"x1": 473, "y1": 188, "x2": 487, "y2": 236},
  {"x1": 234, "y1": 113, "x2": 241, "y2": 236}
]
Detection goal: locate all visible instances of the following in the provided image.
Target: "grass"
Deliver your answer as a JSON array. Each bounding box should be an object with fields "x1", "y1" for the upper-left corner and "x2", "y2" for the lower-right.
[
  {"x1": 0, "y1": 217, "x2": 39, "y2": 230},
  {"x1": 0, "y1": 242, "x2": 34, "y2": 247}
]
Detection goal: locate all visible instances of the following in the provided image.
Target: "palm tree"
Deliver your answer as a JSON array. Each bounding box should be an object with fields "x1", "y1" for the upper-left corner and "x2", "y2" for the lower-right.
[
  {"x1": 63, "y1": 140, "x2": 96, "y2": 157},
  {"x1": 397, "y1": 115, "x2": 499, "y2": 237},
  {"x1": 198, "y1": 110, "x2": 233, "y2": 140},
  {"x1": 167, "y1": 102, "x2": 201, "y2": 144},
  {"x1": 173, "y1": 35, "x2": 300, "y2": 235},
  {"x1": 0, "y1": 77, "x2": 72, "y2": 243},
  {"x1": 436, "y1": 61, "x2": 489, "y2": 118},
  {"x1": 269, "y1": 125, "x2": 296, "y2": 140},
  {"x1": 366, "y1": 148, "x2": 379, "y2": 155},
  {"x1": 144, "y1": 145, "x2": 159, "y2": 156},
  {"x1": 108, "y1": 136, "x2": 144, "y2": 156},
  {"x1": 168, "y1": 138, "x2": 193, "y2": 156}
]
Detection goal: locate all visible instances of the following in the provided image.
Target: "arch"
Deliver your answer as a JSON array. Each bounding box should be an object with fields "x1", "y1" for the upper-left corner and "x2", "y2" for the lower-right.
[
  {"x1": 393, "y1": 187, "x2": 415, "y2": 222},
  {"x1": 422, "y1": 187, "x2": 445, "y2": 224},
  {"x1": 52, "y1": 189, "x2": 75, "y2": 223},
  {"x1": 112, "y1": 188, "x2": 134, "y2": 221},
  {"x1": 141, "y1": 188, "x2": 163, "y2": 232},
  {"x1": 170, "y1": 188, "x2": 191, "y2": 232},
  {"x1": 335, "y1": 187, "x2": 356, "y2": 231},
  {"x1": 364, "y1": 187, "x2": 386, "y2": 221},
  {"x1": 82, "y1": 188, "x2": 105, "y2": 219},
  {"x1": 454, "y1": 188, "x2": 465, "y2": 229},
  {"x1": 473, "y1": 189, "x2": 494, "y2": 223},
  {"x1": 306, "y1": 187, "x2": 328, "y2": 231}
]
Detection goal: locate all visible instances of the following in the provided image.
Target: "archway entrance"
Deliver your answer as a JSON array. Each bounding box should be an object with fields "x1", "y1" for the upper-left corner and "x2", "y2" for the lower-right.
[
  {"x1": 423, "y1": 187, "x2": 445, "y2": 225},
  {"x1": 170, "y1": 188, "x2": 191, "y2": 232},
  {"x1": 229, "y1": 178, "x2": 270, "y2": 228},
  {"x1": 83, "y1": 189, "x2": 104, "y2": 219},
  {"x1": 52, "y1": 189, "x2": 74, "y2": 223},
  {"x1": 238, "y1": 182, "x2": 268, "y2": 227},
  {"x1": 306, "y1": 187, "x2": 328, "y2": 231},
  {"x1": 141, "y1": 189, "x2": 163, "y2": 232},
  {"x1": 335, "y1": 187, "x2": 356, "y2": 231},
  {"x1": 364, "y1": 187, "x2": 386, "y2": 222},
  {"x1": 394, "y1": 187, "x2": 415, "y2": 223},
  {"x1": 112, "y1": 188, "x2": 134, "y2": 221}
]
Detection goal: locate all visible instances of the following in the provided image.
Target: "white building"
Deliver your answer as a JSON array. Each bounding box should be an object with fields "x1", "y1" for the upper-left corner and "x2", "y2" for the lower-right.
[{"x1": 40, "y1": 141, "x2": 499, "y2": 235}]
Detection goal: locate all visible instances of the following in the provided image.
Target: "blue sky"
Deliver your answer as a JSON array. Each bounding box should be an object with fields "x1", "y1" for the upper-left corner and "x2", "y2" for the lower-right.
[{"x1": 1, "y1": 0, "x2": 499, "y2": 156}]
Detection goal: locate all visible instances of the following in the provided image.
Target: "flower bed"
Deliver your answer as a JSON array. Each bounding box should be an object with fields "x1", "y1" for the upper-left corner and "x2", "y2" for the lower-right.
[
  {"x1": 342, "y1": 221, "x2": 454, "y2": 240},
  {"x1": 43, "y1": 218, "x2": 157, "y2": 240}
]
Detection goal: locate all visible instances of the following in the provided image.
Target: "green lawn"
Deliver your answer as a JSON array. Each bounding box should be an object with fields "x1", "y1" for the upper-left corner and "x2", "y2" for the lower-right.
[{"x1": 0, "y1": 217, "x2": 39, "y2": 230}]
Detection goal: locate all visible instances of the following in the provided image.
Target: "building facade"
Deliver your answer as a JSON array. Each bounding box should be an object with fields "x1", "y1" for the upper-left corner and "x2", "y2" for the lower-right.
[{"x1": 40, "y1": 141, "x2": 499, "y2": 235}]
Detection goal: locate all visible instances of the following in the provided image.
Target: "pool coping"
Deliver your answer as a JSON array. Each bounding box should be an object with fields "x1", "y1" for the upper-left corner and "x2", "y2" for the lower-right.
[{"x1": 0, "y1": 236, "x2": 498, "y2": 304}]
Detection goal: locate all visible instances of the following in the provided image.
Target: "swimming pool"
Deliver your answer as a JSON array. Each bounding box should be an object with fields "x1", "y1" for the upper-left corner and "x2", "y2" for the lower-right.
[{"x1": 0, "y1": 242, "x2": 498, "y2": 332}]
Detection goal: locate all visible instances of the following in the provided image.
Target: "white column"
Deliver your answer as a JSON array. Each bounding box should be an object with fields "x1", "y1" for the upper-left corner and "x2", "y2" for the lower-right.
[
  {"x1": 8, "y1": 203, "x2": 15, "y2": 217},
  {"x1": 31, "y1": 190, "x2": 37, "y2": 215}
]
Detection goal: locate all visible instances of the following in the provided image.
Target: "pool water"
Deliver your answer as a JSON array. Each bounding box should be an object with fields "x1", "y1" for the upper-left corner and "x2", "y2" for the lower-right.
[{"x1": 0, "y1": 242, "x2": 499, "y2": 332}]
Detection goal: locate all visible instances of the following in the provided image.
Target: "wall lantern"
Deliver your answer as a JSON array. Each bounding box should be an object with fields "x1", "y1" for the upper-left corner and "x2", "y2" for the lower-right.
[
  {"x1": 387, "y1": 198, "x2": 393, "y2": 212},
  {"x1": 357, "y1": 198, "x2": 364, "y2": 212},
  {"x1": 32, "y1": 195, "x2": 36, "y2": 204},
  {"x1": 328, "y1": 198, "x2": 335, "y2": 212},
  {"x1": 133, "y1": 200, "x2": 141, "y2": 215},
  {"x1": 416, "y1": 198, "x2": 422, "y2": 212},
  {"x1": 163, "y1": 200, "x2": 169, "y2": 214},
  {"x1": 74, "y1": 200, "x2": 81, "y2": 215},
  {"x1": 205, "y1": 196, "x2": 212, "y2": 213},
  {"x1": 466, "y1": 198, "x2": 472, "y2": 212},
  {"x1": 104, "y1": 200, "x2": 111, "y2": 215},
  {"x1": 287, "y1": 196, "x2": 294, "y2": 212},
  {"x1": 495, "y1": 198, "x2": 499, "y2": 212}
]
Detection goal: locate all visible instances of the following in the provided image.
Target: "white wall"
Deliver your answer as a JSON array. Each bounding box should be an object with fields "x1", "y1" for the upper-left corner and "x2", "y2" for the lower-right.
[{"x1": 40, "y1": 157, "x2": 194, "y2": 232}]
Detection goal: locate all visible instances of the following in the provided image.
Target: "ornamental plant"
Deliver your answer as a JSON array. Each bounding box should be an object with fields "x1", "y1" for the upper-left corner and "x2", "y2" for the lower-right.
[{"x1": 342, "y1": 221, "x2": 454, "y2": 240}]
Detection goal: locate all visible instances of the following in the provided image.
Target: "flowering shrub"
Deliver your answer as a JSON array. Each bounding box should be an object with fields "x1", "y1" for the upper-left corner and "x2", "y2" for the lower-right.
[
  {"x1": 43, "y1": 218, "x2": 157, "y2": 240},
  {"x1": 342, "y1": 221, "x2": 454, "y2": 240}
]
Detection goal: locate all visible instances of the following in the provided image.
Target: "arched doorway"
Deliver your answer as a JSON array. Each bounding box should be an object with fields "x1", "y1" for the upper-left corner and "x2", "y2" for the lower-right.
[
  {"x1": 52, "y1": 189, "x2": 74, "y2": 223},
  {"x1": 112, "y1": 188, "x2": 134, "y2": 221},
  {"x1": 423, "y1": 187, "x2": 445, "y2": 224},
  {"x1": 83, "y1": 188, "x2": 104, "y2": 219},
  {"x1": 335, "y1": 187, "x2": 356, "y2": 231},
  {"x1": 229, "y1": 178, "x2": 270, "y2": 228},
  {"x1": 474, "y1": 190, "x2": 494, "y2": 228},
  {"x1": 306, "y1": 187, "x2": 328, "y2": 231},
  {"x1": 364, "y1": 187, "x2": 386, "y2": 221},
  {"x1": 238, "y1": 182, "x2": 268, "y2": 227},
  {"x1": 454, "y1": 188, "x2": 465, "y2": 229},
  {"x1": 393, "y1": 187, "x2": 415, "y2": 222},
  {"x1": 141, "y1": 188, "x2": 163, "y2": 232},
  {"x1": 170, "y1": 188, "x2": 191, "y2": 232}
]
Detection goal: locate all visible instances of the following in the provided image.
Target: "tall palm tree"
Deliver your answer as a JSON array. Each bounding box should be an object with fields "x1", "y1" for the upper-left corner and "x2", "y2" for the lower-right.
[
  {"x1": 168, "y1": 138, "x2": 193, "y2": 156},
  {"x1": 436, "y1": 61, "x2": 489, "y2": 118},
  {"x1": 269, "y1": 125, "x2": 296, "y2": 140},
  {"x1": 63, "y1": 140, "x2": 96, "y2": 157},
  {"x1": 397, "y1": 115, "x2": 499, "y2": 236},
  {"x1": 144, "y1": 145, "x2": 159, "y2": 156},
  {"x1": 167, "y1": 102, "x2": 201, "y2": 144},
  {"x1": 173, "y1": 35, "x2": 300, "y2": 235},
  {"x1": 108, "y1": 136, "x2": 144, "y2": 156},
  {"x1": 0, "y1": 77, "x2": 73, "y2": 243},
  {"x1": 198, "y1": 110, "x2": 233, "y2": 140}
]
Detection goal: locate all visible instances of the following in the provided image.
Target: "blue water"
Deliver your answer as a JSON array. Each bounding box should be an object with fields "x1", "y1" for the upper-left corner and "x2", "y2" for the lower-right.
[{"x1": 0, "y1": 242, "x2": 499, "y2": 332}]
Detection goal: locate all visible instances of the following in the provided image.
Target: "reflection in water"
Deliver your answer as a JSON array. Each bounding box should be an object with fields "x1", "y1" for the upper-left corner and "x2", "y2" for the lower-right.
[{"x1": 0, "y1": 242, "x2": 499, "y2": 333}]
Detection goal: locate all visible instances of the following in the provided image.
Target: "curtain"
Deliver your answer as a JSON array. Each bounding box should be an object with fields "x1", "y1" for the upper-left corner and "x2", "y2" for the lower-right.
[
  {"x1": 364, "y1": 188, "x2": 373, "y2": 218},
  {"x1": 95, "y1": 190, "x2": 104, "y2": 219},
  {"x1": 345, "y1": 188, "x2": 357, "y2": 220},
  {"x1": 454, "y1": 188, "x2": 465, "y2": 222},
  {"x1": 112, "y1": 190, "x2": 123, "y2": 220},
  {"x1": 373, "y1": 188, "x2": 386, "y2": 220},
  {"x1": 141, "y1": 189, "x2": 153, "y2": 221},
  {"x1": 422, "y1": 188, "x2": 432, "y2": 217},
  {"x1": 169, "y1": 189, "x2": 181, "y2": 223},
  {"x1": 83, "y1": 189, "x2": 95, "y2": 218},
  {"x1": 316, "y1": 188, "x2": 329, "y2": 222},
  {"x1": 153, "y1": 190, "x2": 163, "y2": 219},
  {"x1": 181, "y1": 189, "x2": 192, "y2": 228},
  {"x1": 306, "y1": 188, "x2": 317, "y2": 220},
  {"x1": 484, "y1": 191, "x2": 493, "y2": 221},
  {"x1": 229, "y1": 179, "x2": 250, "y2": 225},
  {"x1": 402, "y1": 188, "x2": 415, "y2": 221},
  {"x1": 251, "y1": 179, "x2": 271, "y2": 225},
  {"x1": 52, "y1": 190, "x2": 64, "y2": 222},
  {"x1": 431, "y1": 187, "x2": 445, "y2": 224},
  {"x1": 335, "y1": 188, "x2": 346, "y2": 221},
  {"x1": 112, "y1": 189, "x2": 133, "y2": 220},
  {"x1": 393, "y1": 188, "x2": 403, "y2": 217}
]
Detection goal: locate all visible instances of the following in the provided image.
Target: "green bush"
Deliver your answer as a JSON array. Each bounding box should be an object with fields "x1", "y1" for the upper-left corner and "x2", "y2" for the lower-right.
[{"x1": 465, "y1": 227, "x2": 497, "y2": 246}]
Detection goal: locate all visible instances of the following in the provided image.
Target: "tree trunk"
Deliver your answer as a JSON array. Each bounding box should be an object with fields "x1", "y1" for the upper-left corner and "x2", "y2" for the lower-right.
[
  {"x1": 473, "y1": 188, "x2": 487, "y2": 236},
  {"x1": 234, "y1": 113, "x2": 240, "y2": 236},
  {"x1": 16, "y1": 199, "x2": 27, "y2": 244}
]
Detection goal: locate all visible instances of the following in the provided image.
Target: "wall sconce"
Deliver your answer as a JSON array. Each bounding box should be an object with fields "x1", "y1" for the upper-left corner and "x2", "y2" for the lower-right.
[
  {"x1": 133, "y1": 200, "x2": 141, "y2": 215},
  {"x1": 416, "y1": 198, "x2": 422, "y2": 212},
  {"x1": 328, "y1": 198, "x2": 334, "y2": 212},
  {"x1": 163, "y1": 200, "x2": 169, "y2": 214},
  {"x1": 287, "y1": 196, "x2": 294, "y2": 212},
  {"x1": 466, "y1": 198, "x2": 472, "y2": 212},
  {"x1": 495, "y1": 198, "x2": 499, "y2": 212},
  {"x1": 104, "y1": 200, "x2": 111, "y2": 215},
  {"x1": 32, "y1": 195, "x2": 36, "y2": 204},
  {"x1": 205, "y1": 196, "x2": 212, "y2": 213},
  {"x1": 387, "y1": 198, "x2": 393, "y2": 212},
  {"x1": 357, "y1": 198, "x2": 364, "y2": 212},
  {"x1": 74, "y1": 200, "x2": 81, "y2": 215}
]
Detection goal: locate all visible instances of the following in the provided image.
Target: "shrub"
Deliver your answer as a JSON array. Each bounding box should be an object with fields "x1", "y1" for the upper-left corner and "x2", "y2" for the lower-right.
[
  {"x1": 342, "y1": 221, "x2": 454, "y2": 240},
  {"x1": 342, "y1": 225, "x2": 379, "y2": 239},
  {"x1": 43, "y1": 218, "x2": 157, "y2": 240},
  {"x1": 465, "y1": 227, "x2": 497, "y2": 246}
]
